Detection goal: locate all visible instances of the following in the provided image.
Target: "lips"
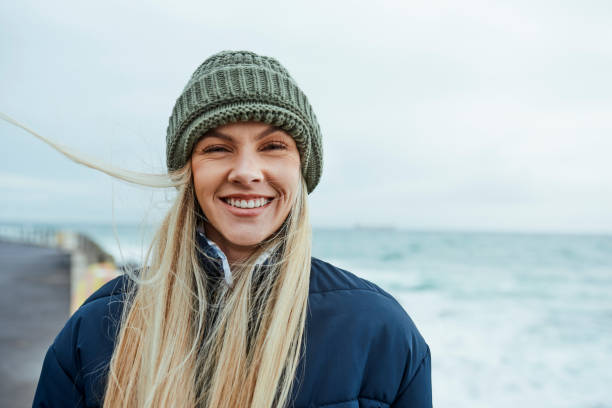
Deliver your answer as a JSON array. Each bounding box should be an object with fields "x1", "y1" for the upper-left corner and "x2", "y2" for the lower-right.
[{"x1": 220, "y1": 194, "x2": 275, "y2": 200}]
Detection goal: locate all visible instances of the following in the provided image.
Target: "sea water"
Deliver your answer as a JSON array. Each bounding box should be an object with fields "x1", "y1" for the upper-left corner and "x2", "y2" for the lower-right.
[
  {"x1": 4, "y1": 223, "x2": 611, "y2": 407},
  {"x1": 312, "y1": 229, "x2": 612, "y2": 408}
]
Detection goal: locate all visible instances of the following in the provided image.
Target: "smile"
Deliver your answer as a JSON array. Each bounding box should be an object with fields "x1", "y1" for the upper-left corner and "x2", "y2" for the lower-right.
[{"x1": 222, "y1": 197, "x2": 273, "y2": 209}]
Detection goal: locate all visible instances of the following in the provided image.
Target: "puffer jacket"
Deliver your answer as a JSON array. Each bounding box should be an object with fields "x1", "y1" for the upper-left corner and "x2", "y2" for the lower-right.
[{"x1": 33, "y1": 235, "x2": 432, "y2": 407}]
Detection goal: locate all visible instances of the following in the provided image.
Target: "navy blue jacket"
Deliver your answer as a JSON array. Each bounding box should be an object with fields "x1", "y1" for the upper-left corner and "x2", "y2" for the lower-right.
[{"x1": 33, "y1": 251, "x2": 432, "y2": 407}]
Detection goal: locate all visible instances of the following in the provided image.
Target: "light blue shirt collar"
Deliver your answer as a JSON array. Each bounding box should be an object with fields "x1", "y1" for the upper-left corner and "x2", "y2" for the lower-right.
[{"x1": 196, "y1": 226, "x2": 276, "y2": 287}]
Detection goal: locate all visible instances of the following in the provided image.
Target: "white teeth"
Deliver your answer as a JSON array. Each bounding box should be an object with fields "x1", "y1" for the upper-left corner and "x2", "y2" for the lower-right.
[{"x1": 225, "y1": 197, "x2": 270, "y2": 209}]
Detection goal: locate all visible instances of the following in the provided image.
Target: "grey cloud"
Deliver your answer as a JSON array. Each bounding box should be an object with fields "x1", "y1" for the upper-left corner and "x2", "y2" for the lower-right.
[{"x1": 1, "y1": 0, "x2": 611, "y2": 233}]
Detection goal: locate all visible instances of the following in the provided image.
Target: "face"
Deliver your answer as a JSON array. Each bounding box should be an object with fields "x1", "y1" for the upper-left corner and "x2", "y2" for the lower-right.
[{"x1": 191, "y1": 121, "x2": 301, "y2": 263}]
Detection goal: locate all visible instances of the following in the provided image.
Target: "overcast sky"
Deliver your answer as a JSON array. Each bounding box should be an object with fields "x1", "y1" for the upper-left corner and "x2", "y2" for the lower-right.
[{"x1": 1, "y1": 0, "x2": 611, "y2": 233}]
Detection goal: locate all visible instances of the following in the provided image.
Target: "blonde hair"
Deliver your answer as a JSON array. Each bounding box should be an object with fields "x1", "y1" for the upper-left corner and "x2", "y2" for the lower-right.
[{"x1": 2, "y1": 113, "x2": 312, "y2": 407}]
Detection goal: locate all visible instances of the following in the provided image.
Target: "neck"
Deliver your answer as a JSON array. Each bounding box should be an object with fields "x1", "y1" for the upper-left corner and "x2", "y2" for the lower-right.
[{"x1": 203, "y1": 225, "x2": 256, "y2": 266}]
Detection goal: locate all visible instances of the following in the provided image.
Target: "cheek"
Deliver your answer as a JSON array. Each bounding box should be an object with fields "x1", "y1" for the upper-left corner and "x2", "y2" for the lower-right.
[
  {"x1": 191, "y1": 161, "x2": 217, "y2": 210},
  {"x1": 191, "y1": 163, "x2": 203, "y2": 194},
  {"x1": 279, "y1": 163, "x2": 301, "y2": 201},
  {"x1": 192, "y1": 159, "x2": 223, "y2": 193}
]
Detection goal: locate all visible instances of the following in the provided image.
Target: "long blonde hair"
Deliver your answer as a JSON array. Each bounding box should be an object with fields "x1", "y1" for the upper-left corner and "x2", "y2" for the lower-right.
[
  {"x1": 105, "y1": 166, "x2": 311, "y2": 407},
  {"x1": 2, "y1": 113, "x2": 312, "y2": 407}
]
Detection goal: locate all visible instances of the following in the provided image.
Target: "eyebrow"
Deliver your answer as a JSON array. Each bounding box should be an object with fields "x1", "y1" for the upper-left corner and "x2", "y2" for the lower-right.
[{"x1": 203, "y1": 125, "x2": 283, "y2": 142}]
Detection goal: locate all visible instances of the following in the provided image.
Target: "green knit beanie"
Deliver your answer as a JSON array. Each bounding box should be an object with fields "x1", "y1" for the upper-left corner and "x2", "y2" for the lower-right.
[{"x1": 166, "y1": 50, "x2": 323, "y2": 193}]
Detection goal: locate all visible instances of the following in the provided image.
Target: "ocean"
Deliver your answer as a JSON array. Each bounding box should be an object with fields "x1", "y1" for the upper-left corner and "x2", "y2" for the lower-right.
[{"x1": 3, "y1": 223, "x2": 611, "y2": 407}]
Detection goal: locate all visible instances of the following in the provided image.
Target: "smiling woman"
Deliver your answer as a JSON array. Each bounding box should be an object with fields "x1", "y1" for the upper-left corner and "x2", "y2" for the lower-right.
[{"x1": 26, "y1": 50, "x2": 432, "y2": 407}]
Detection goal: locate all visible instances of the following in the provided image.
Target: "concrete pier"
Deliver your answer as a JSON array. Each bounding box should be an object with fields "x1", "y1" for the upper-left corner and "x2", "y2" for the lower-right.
[{"x1": 0, "y1": 241, "x2": 71, "y2": 407}]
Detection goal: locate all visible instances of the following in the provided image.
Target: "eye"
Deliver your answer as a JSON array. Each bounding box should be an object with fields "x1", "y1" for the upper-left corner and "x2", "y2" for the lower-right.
[
  {"x1": 203, "y1": 145, "x2": 230, "y2": 153},
  {"x1": 261, "y1": 141, "x2": 288, "y2": 151}
]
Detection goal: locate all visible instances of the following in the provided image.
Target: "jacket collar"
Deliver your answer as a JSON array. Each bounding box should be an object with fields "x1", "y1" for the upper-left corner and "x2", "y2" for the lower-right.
[{"x1": 195, "y1": 226, "x2": 276, "y2": 287}]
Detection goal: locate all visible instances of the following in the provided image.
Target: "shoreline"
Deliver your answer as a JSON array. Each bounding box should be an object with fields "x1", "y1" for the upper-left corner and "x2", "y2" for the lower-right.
[{"x1": 2, "y1": 219, "x2": 612, "y2": 239}]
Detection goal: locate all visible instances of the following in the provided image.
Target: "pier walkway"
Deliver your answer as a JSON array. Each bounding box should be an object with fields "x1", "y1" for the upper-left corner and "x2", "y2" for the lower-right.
[{"x1": 0, "y1": 241, "x2": 71, "y2": 407}]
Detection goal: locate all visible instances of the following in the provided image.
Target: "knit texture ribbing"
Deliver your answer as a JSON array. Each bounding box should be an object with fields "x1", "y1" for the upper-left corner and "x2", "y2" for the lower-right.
[{"x1": 166, "y1": 50, "x2": 323, "y2": 193}]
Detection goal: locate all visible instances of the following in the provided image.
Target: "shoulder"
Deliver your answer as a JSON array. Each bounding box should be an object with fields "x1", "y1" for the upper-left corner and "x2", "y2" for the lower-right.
[
  {"x1": 58, "y1": 274, "x2": 130, "y2": 346},
  {"x1": 50, "y1": 275, "x2": 129, "y2": 390},
  {"x1": 309, "y1": 257, "x2": 414, "y2": 325},
  {"x1": 81, "y1": 273, "x2": 132, "y2": 305},
  {"x1": 309, "y1": 257, "x2": 385, "y2": 295},
  {"x1": 302, "y1": 258, "x2": 430, "y2": 404},
  {"x1": 55, "y1": 273, "x2": 130, "y2": 348},
  {"x1": 309, "y1": 257, "x2": 429, "y2": 356}
]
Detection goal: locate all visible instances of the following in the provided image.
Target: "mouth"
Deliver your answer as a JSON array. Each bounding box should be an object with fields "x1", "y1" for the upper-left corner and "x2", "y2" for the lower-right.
[{"x1": 219, "y1": 195, "x2": 275, "y2": 212}]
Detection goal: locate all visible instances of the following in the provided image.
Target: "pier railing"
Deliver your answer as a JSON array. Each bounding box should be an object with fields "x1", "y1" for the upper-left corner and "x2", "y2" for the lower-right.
[
  {"x1": 0, "y1": 223, "x2": 114, "y2": 266},
  {"x1": 0, "y1": 223, "x2": 118, "y2": 312}
]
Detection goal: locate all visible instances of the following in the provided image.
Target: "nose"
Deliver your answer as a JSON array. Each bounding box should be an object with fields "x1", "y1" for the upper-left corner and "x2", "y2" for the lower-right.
[{"x1": 227, "y1": 150, "x2": 263, "y2": 186}]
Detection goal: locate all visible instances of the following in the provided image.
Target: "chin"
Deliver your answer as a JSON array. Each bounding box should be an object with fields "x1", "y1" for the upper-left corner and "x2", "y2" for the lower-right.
[{"x1": 224, "y1": 227, "x2": 270, "y2": 248}]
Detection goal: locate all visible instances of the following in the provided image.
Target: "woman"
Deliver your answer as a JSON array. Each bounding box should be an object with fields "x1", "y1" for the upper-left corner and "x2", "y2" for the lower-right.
[{"x1": 31, "y1": 50, "x2": 431, "y2": 407}]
